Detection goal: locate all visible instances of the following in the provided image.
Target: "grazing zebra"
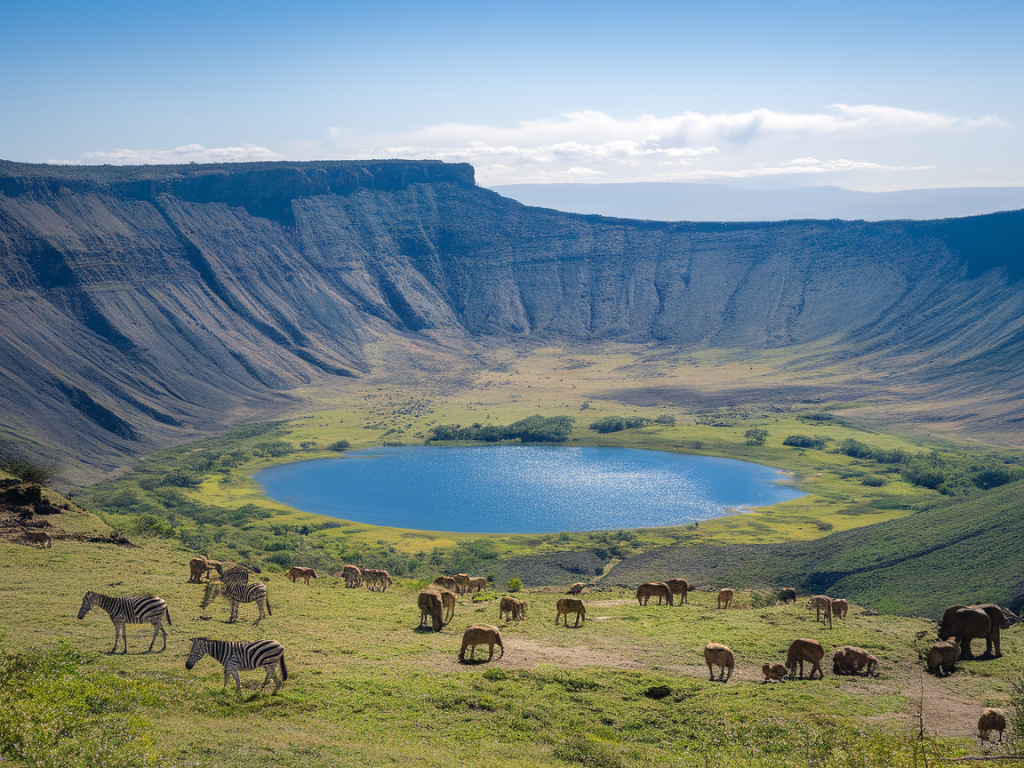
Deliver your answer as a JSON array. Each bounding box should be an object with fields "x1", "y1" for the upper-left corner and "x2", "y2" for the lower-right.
[
  {"x1": 185, "y1": 637, "x2": 287, "y2": 691},
  {"x1": 77, "y1": 591, "x2": 171, "y2": 654},
  {"x1": 201, "y1": 579, "x2": 271, "y2": 624}
]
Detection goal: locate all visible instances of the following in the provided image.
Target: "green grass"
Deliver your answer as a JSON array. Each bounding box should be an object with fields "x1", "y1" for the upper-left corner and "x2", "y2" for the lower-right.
[
  {"x1": 603, "y1": 480, "x2": 1024, "y2": 618},
  {"x1": 2, "y1": 534, "x2": 1021, "y2": 766}
]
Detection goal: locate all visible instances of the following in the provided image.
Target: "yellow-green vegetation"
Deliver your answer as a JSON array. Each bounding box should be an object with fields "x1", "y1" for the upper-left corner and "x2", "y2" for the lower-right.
[
  {"x1": 219, "y1": 342, "x2": 1017, "y2": 547},
  {"x1": 1, "y1": 535, "x2": 1021, "y2": 767},
  {"x1": 73, "y1": 341, "x2": 1024, "y2": 624}
]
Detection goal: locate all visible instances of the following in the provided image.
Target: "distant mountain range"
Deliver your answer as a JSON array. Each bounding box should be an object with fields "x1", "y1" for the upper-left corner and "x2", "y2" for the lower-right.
[{"x1": 490, "y1": 182, "x2": 1024, "y2": 222}]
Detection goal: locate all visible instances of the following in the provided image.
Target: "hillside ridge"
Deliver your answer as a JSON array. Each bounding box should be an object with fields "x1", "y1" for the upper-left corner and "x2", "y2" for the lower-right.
[{"x1": 2, "y1": 159, "x2": 1024, "y2": 480}]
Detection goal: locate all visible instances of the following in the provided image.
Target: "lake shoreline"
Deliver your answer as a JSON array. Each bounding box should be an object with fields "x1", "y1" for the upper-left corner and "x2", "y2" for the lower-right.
[{"x1": 254, "y1": 444, "x2": 806, "y2": 535}]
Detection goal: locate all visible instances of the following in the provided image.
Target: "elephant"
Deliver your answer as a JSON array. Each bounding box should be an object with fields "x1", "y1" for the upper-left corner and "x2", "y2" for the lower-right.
[
  {"x1": 780, "y1": 588, "x2": 797, "y2": 603},
  {"x1": 971, "y1": 604, "x2": 1009, "y2": 657},
  {"x1": 418, "y1": 590, "x2": 445, "y2": 632},
  {"x1": 636, "y1": 582, "x2": 673, "y2": 606},
  {"x1": 938, "y1": 604, "x2": 1007, "y2": 659},
  {"x1": 717, "y1": 588, "x2": 734, "y2": 609},
  {"x1": 459, "y1": 624, "x2": 504, "y2": 662}
]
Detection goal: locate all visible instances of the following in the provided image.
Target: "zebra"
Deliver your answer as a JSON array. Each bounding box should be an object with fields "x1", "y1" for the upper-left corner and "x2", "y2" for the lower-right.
[
  {"x1": 201, "y1": 578, "x2": 271, "y2": 624},
  {"x1": 77, "y1": 591, "x2": 172, "y2": 654},
  {"x1": 185, "y1": 637, "x2": 287, "y2": 691}
]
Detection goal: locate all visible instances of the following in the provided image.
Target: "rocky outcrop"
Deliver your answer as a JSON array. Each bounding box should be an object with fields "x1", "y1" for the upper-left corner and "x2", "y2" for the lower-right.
[{"x1": 1, "y1": 159, "x2": 1022, "y2": 480}]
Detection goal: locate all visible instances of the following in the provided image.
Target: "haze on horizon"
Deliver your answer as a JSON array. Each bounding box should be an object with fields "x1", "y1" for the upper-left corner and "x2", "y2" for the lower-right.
[{"x1": 2, "y1": 0, "x2": 1022, "y2": 193}]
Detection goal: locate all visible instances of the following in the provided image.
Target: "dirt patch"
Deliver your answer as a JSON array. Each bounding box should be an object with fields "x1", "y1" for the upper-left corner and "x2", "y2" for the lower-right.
[
  {"x1": 856, "y1": 666, "x2": 985, "y2": 739},
  {"x1": 442, "y1": 627, "x2": 985, "y2": 738}
]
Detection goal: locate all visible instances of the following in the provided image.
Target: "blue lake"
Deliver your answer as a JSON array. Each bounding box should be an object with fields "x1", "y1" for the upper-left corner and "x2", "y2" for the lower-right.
[{"x1": 254, "y1": 446, "x2": 805, "y2": 534}]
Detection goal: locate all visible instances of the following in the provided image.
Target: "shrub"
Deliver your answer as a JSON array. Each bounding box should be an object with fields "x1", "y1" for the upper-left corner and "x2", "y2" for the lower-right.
[
  {"x1": 745, "y1": 428, "x2": 769, "y2": 446},
  {"x1": 507, "y1": 577, "x2": 523, "y2": 593},
  {"x1": 160, "y1": 470, "x2": 203, "y2": 488},
  {"x1": 428, "y1": 415, "x2": 575, "y2": 443},
  {"x1": 783, "y1": 434, "x2": 827, "y2": 449},
  {"x1": 589, "y1": 416, "x2": 653, "y2": 434},
  {"x1": 327, "y1": 440, "x2": 351, "y2": 452},
  {"x1": 862, "y1": 475, "x2": 887, "y2": 487},
  {"x1": 0, "y1": 459, "x2": 56, "y2": 485},
  {"x1": 654, "y1": 414, "x2": 676, "y2": 426}
]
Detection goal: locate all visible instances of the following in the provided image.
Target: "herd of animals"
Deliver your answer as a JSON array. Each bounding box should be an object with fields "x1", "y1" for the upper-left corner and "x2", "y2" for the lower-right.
[{"x1": 70, "y1": 557, "x2": 1013, "y2": 742}]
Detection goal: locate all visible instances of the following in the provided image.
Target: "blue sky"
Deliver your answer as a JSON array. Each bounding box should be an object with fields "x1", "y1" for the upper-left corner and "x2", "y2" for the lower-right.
[{"x1": 2, "y1": 0, "x2": 1021, "y2": 189}]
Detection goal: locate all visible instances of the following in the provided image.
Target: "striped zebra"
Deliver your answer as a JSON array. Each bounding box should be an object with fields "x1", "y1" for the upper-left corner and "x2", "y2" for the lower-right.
[
  {"x1": 185, "y1": 637, "x2": 287, "y2": 691},
  {"x1": 201, "y1": 578, "x2": 271, "y2": 624},
  {"x1": 77, "y1": 591, "x2": 172, "y2": 654}
]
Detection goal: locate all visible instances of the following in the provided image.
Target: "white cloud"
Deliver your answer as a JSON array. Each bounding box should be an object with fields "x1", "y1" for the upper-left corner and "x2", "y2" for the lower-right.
[
  {"x1": 663, "y1": 157, "x2": 937, "y2": 181},
  {"x1": 80, "y1": 143, "x2": 286, "y2": 164},
  {"x1": 326, "y1": 104, "x2": 1001, "y2": 184}
]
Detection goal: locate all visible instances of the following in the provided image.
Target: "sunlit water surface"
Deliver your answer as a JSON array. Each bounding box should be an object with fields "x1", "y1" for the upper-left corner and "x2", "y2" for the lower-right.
[{"x1": 255, "y1": 446, "x2": 805, "y2": 534}]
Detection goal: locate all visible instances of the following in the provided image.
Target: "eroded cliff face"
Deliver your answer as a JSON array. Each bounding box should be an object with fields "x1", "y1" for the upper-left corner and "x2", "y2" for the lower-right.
[{"x1": 1, "y1": 159, "x2": 1022, "y2": 480}]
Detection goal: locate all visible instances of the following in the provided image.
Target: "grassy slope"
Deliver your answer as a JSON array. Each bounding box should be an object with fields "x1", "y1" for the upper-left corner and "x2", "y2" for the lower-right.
[
  {"x1": 794, "y1": 480, "x2": 1024, "y2": 616},
  {"x1": 606, "y1": 481, "x2": 1024, "y2": 618},
  {"x1": 2, "y1": 530, "x2": 1022, "y2": 767}
]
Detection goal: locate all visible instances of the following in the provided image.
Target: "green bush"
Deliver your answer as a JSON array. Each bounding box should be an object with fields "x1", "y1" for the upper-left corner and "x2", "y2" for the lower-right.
[
  {"x1": 744, "y1": 428, "x2": 769, "y2": 446},
  {"x1": 862, "y1": 475, "x2": 887, "y2": 487},
  {"x1": 428, "y1": 414, "x2": 575, "y2": 443},
  {"x1": 0, "y1": 459, "x2": 57, "y2": 485},
  {"x1": 160, "y1": 470, "x2": 203, "y2": 488},
  {"x1": 783, "y1": 434, "x2": 827, "y2": 449},
  {"x1": 507, "y1": 577, "x2": 523, "y2": 593},
  {"x1": 588, "y1": 416, "x2": 653, "y2": 434},
  {"x1": 327, "y1": 439, "x2": 351, "y2": 451}
]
